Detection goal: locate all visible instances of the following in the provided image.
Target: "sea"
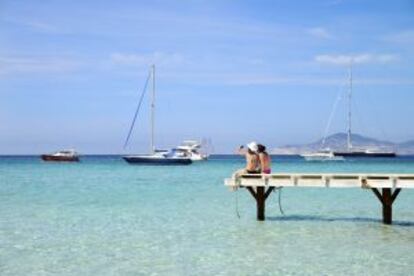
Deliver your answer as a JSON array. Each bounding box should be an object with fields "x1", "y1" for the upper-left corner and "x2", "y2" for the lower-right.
[{"x1": 0, "y1": 155, "x2": 413, "y2": 275}]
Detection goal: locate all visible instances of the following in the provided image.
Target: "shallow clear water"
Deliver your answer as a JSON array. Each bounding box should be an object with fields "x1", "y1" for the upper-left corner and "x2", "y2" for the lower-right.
[{"x1": 1, "y1": 156, "x2": 413, "y2": 275}]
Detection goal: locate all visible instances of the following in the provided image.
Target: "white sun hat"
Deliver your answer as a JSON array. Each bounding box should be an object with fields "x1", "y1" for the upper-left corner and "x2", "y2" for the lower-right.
[{"x1": 247, "y1": 141, "x2": 258, "y2": 152}]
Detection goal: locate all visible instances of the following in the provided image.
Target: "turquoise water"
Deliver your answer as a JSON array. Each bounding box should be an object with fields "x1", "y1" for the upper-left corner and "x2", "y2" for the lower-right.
[{"x1": 1, "y1": 156, "x2": 413, "y2": 275}]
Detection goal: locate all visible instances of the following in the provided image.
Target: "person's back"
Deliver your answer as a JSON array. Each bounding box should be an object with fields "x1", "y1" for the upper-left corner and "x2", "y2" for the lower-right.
[
  {"x1": 257, "y1": 144, "x2": 271, "y2": 174},
  {"x1": 245, "y1": 149, "x2": 259, "y2": 173},
  {"x1": 233, "y1": 142, "x2": 260, "y2": 177}
]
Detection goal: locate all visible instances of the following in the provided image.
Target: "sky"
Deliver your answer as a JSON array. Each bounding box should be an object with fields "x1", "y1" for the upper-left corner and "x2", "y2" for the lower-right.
[{"x1": 1, "y1": 0, "x2": 414, "y2": 154}]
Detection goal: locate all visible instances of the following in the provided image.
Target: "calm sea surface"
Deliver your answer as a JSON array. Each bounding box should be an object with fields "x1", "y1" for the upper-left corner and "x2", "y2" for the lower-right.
[{"x1": 1, "y1": 155, "x2": 413, "y2": 275}]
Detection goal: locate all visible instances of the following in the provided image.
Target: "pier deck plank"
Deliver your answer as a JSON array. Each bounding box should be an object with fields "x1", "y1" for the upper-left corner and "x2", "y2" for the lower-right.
[{"x1": 225, "y1": 173, "x2": 414, "y2": 189}]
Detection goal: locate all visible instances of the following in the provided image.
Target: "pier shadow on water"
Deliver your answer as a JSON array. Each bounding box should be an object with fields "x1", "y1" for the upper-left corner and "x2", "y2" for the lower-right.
[{"x1": 266, "y1": 215, "x2": 414, "y2": 227}]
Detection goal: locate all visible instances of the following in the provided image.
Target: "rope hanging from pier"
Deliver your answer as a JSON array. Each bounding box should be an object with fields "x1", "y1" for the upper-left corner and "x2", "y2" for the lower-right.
[
  {"x1": 273, "y1": 187, "x2": 285, "y2": 215},
  {"x1": 235, "y1": 189, "x2": 241, "y2": 219}
]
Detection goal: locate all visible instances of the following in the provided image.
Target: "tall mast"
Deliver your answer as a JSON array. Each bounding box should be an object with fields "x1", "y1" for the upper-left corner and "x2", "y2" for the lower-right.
[
  {"x1": 151, "y1": 64, "x2": 155, "y2": 154},
  {"x1": 347, "y1": 61, "x2": 353, "y2": 150}
]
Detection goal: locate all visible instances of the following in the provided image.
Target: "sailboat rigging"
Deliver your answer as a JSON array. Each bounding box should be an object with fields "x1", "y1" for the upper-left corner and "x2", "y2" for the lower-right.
[{"x1": 123, "y1": 71, "x2": 151, "y2": 149}]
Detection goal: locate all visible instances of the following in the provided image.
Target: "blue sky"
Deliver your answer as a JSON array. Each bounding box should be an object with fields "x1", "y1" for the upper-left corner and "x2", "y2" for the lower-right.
[{"x1": 1, "y1": 0, "x2": 414, "y2": 154}]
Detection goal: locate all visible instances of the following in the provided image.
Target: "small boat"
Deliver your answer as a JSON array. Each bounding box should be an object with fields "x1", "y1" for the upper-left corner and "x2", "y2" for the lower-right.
[
  {"x1": 301, "y1": 150, "x2": 344, "y2": 161},
  {"x1": 41, "y1": 149, "x2": 79, "y2": 162},
  {"x1": 122, "y1": 65, "x2": 192, "y2": 165},
  {"x1": 174, "y1": 140, "x2": 209, "y2": 161}
]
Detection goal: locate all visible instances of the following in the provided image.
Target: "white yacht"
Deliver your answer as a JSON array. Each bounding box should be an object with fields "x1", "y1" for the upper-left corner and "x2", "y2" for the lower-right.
[
  {"x1": 174, "y1": 140, "x2": 209, "y2": 161},
  {"x1": 301, "y1": 150, "x2": 344, "y2": 161}
]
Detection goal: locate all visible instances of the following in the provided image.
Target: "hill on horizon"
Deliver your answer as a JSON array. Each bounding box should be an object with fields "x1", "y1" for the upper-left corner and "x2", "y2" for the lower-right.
[{"x1": 272, "y1": 132, "x2": 414, "y2": 155}]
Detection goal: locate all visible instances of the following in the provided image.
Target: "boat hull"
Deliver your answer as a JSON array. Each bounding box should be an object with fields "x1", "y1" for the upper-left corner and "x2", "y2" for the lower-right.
[
  {"x1": 41, "y1": 155, "x2": 79, "y2": 162},
  {"x1": 190, "y1": 155, "x2": 208, "y2": 161},
  {"x1": 123, "y1": 156, "x2": 192, "y2": 165},
  {"x1": 333, "y1": 152, "x2": 396, "y2": 158},
  {"x1": 302, "y1": 156, "x2": 344, "y2": 161}
]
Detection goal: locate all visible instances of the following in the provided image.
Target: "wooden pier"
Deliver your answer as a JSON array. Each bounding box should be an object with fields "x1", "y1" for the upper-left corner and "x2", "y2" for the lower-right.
[{"x1": 225, "y1": 173, "x2": 414, "y2": 224}]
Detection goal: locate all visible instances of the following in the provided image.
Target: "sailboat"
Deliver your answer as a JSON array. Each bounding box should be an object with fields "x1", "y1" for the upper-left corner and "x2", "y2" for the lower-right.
[
  {"x1": 302, "y1": 63, "x2": 396, "y2": 160},
  {"x1": 332, "y1": 64, "x2": 396, "y2": 158},
  {"x1": 122, "y1": 65, "x2": 192, "y2": 165}
]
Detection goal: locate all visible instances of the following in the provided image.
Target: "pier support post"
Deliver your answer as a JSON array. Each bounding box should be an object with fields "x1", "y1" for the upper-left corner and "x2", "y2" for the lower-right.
[
  {"x1": 247, "y1": 187, "x2": 274, "y2": 221},
  {"x1": 371, "y1": 188, "x2": 401, "y2": 225},
  {"x1": 257, "y1": 187, "x2": 265, "y2": 220},
  {"x1": 382, "y1": 188, "x2": 392, "y2": 224}
]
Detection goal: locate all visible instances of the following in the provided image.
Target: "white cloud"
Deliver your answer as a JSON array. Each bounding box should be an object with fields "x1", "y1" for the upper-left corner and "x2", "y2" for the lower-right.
[
  {"x1": 314, "y1": 53, "x2": 399, "y2": 65},
  {"x1": 2, "y1": 16, "x2": 59, "y2": 33},
  {"x1": 26, "y1": 21, "x2": 58, "y2": 33},
  {"x1": 224, "y1": 76, "x2": 405, "y2": 86},
  {"x1": 307, "y1": 27, "x2": 332, "y2": 39},
  {"x1": 384, "y1": 30, "x2": 414, "y2": 45},
  {"x1": 0, "y1": 56, "x2": 80, "y2": 75},
  {"x1": 325, "y1": 0, "x2": 344, "y2": 6},
  {"x1": 184, "y1": 73, "x2": 414, "y2": 86},
  {"x1": 110, "y1": 52, "x2": 185, "y2": 67}
]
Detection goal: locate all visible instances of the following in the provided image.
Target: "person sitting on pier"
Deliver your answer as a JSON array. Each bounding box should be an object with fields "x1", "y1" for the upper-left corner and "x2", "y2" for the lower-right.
[
  {"x1": 257, "y1": 144, "x2": 271, "y2": 174},
  {"x1": 233, "y1": 142, "x2": 260, "y2": 178}
]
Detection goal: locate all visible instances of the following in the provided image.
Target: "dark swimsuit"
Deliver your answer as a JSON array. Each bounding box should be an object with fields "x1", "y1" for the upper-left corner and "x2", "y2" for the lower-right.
[{"x1": 246, "y1": 170, "x2": 260, "y2": 174}]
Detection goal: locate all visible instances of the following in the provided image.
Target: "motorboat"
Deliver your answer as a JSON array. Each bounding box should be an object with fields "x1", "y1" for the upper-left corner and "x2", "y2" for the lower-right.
[
  {"x1": 301, "y1": 150, "x2": 344, "y2": 161},
  {"x1": 174, "y1": 140, "x2": 209, "y2": 161},
  {"x1": 41, "y1": 149, "x2": 79, "y2": 162}
]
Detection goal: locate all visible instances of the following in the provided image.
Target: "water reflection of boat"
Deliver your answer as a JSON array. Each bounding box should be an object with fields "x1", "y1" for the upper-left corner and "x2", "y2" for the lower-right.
[
  {"x1": 122, "y1": 65, "x2": 192, "y2": 165},
  {"x1": 41, "y1": 149, "x2": 79, "y2": 162}
]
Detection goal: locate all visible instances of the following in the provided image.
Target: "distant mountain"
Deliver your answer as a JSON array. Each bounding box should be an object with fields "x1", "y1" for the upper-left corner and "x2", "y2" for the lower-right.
[
  {"x1": 272, "y1": 132, "x2": 414, "y2": 155},
  {"x1": 397, "y1": 140, "x2": 414, "y2": 155}
]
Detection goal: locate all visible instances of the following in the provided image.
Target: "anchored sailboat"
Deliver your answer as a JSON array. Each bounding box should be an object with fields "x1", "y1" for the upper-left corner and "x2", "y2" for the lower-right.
[
  {"x1": 122, "y1": 65, "x2": 192, "y2": 165},
  {"x1": 302, "y1": 63, "x2": 396, "y2": 160},
  {"x1": 332, "y1": 64, "x2": 396, "y2": 158}
]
